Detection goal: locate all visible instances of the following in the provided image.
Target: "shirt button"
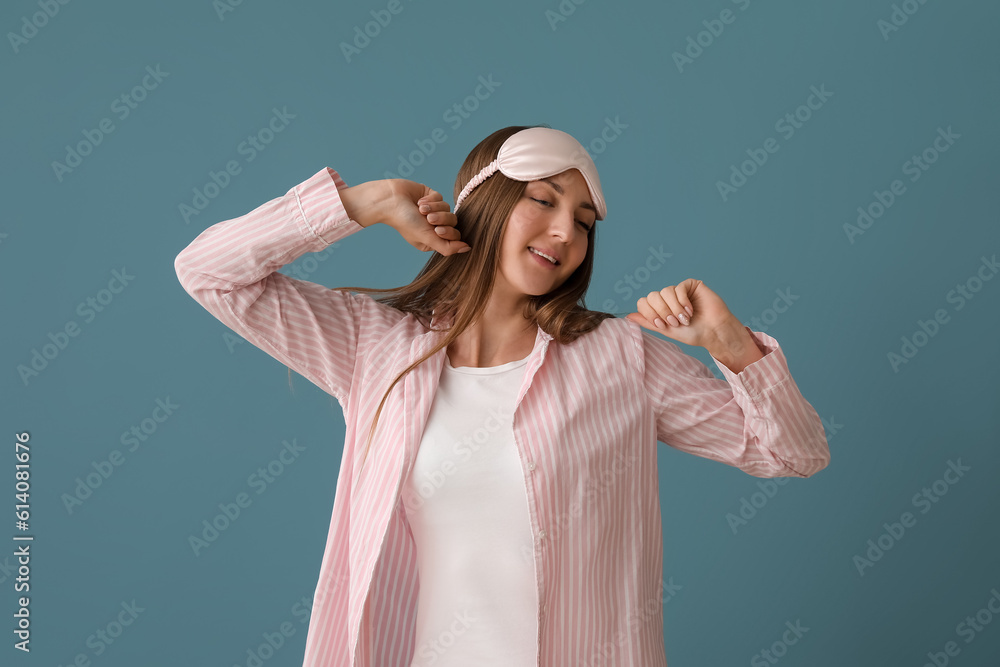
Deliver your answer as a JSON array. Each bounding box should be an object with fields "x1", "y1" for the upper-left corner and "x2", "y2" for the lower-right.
[
  {"x1": 527, "y1": 461, "x2": 536, "y2": 471},
  {"x1": 538, "y1": 529, "x2": 547, "y2": 540}
]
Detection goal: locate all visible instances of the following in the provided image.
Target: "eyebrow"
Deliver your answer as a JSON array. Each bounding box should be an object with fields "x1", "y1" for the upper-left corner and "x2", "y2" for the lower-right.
[{"x1": 539, "y1": 178, "x2": 597, "y2": 216}]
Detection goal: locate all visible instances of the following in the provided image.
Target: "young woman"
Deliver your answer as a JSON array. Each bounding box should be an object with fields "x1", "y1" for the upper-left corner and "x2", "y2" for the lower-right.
[{"x1": 174, "y1": 125, "x2": 830, "y2": 667}]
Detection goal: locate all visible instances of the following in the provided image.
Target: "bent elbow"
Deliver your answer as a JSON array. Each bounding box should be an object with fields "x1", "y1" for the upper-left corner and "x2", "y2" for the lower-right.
[
  {"x1": 174, "y1": 246, "x2": 199, "y2": 294},
  {"x1": 774, "y1": 454, "x2": 831, "y2": 479},
  {"x1": 745, "y1": 452, "x2": 831, "y2": 479}
]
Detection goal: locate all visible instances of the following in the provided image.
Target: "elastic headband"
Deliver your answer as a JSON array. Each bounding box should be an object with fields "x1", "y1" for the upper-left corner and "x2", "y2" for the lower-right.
[{"x1": 453, "y1": 127, "x2": 607, "y2": 220}]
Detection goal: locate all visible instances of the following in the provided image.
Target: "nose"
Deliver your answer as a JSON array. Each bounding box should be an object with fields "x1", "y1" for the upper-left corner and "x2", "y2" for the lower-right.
[{"x1": 548, "y1": 205, "x2": 576, "y2": 242}]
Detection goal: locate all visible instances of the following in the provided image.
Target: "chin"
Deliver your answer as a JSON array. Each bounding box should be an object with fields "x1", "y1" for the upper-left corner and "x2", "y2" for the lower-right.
[{"x1": 529, "y1": 281, "x2": 565, "y2": 297}]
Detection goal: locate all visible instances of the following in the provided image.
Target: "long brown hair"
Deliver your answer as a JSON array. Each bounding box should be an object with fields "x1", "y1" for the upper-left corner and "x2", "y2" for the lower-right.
[{"x1": 287, "y1": 124, "x2": 616, "y2": 486}]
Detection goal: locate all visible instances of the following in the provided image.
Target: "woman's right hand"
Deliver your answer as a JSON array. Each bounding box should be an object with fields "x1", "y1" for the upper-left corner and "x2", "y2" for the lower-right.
[{"x1": 384, "y1": 179, "x2": 471, "y2": 255}]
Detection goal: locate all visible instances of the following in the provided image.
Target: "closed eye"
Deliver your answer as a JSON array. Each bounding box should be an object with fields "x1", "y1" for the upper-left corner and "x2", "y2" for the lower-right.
[{"x1": 530, "y1": 198, "x2": 593, "y2": 232}]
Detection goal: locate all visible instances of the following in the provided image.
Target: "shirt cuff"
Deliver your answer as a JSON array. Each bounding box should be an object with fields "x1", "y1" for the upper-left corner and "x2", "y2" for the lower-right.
[
  {"x1": 709, "y1": 328, "x2": 791, "y2": 402},
  {"x1": 293, "y1": 167, "x2": 366, "y2": 246}
]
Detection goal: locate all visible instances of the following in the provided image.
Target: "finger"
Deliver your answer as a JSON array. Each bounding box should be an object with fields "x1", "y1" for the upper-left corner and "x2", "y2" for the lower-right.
[
  {"x1": 432, "y1": 236, "x2": 472, "y2": 256},
  {"x1": 656, "y1": 286, "x2": 690, "y2": 326},
  {"x1": 676, "y1": 279, "x2": 698, "y2": 318},
  {"x1": 635, "y1": 297, "x2": 668, "y2": 330},
  {"x1": 640, "y1": 291, "x2": 678, "y2": 328},
  {"x1": 425, "y1": 211, "x2": 459, "y2": 228},
  {"x1": 419, "y1": 200, "x2": 452, "y2": 214},
  {"x1": 424, "y1": 219, "x2": 468, "y2": 254},
  {"x1": 432, "y1": 224, "x2": 461, "y2": 241}
]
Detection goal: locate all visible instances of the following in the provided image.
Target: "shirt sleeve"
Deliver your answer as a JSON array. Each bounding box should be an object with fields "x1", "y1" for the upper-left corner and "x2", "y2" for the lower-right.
[
  {"x1": 173, "y1": 167, "x2": 369, "y2": 408},
  {"x1": 635, "y1": 325, "x2": 831, "y2": 478}
]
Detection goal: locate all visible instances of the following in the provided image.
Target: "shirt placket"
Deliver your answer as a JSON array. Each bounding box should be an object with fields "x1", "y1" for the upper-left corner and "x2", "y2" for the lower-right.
[{"x1": 508, "y1": 327, "x2": 552, "y2": 663}]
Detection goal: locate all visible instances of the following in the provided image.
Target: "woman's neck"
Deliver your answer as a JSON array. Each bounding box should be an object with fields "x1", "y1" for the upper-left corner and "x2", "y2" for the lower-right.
[{"x1": 446, "y1": 310, "x2": 537, "y2": 369}]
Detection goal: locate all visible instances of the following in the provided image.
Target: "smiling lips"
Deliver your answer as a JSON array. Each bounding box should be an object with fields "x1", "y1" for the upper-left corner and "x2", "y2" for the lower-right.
[{"x1": 528, "y1": 246, "x2": 560, "y2": 267}]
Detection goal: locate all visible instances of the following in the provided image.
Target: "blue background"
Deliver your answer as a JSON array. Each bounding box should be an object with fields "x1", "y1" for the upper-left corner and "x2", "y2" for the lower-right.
[{"x1": 3, "y1": 0, "x2": 999, "y2": 664}]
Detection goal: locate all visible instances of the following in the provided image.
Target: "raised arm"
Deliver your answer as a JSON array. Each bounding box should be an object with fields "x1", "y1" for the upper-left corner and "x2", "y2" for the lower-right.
[
  {"x1": 634, "y1": 325, "x2": 831, "y2": 478},
  {"x1": 173, "y1": 167, "x2": 389, "y2": 407}
]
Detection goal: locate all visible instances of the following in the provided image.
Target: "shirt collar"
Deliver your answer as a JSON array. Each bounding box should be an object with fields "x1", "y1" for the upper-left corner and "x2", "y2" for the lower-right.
[{"x1": 426, "y1": 307, "x2": 554, "y2": 343}]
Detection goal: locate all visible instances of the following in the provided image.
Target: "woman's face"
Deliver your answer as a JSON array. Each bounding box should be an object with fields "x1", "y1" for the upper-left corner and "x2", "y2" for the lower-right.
[{"x1": 495, "y1": 168, "x2": 597, "y2": 302}]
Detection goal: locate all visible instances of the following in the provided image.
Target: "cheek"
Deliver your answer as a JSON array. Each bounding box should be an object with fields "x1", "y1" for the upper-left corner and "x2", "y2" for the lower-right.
[
  {"x1": 512, "y1": 203, "x2": 543, "y2": 227},
  {"x1": 504, "y1": 211, "x2": 536, "y2": 248},
  {"x1": 498, "y1": 228, "x2": 526, "y2": 272},
  {"x1": 572, "y1": 238, "x2": 589, "y2": 265}
]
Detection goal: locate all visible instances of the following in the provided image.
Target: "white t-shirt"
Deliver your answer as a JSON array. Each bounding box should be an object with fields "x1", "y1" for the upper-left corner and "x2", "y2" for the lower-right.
[{"x1": 402, "y1": 353, "x2": 538, "y2": 666}]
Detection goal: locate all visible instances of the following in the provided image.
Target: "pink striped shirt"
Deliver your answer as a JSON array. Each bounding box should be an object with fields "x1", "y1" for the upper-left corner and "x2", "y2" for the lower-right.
[{"x1": 174, "y1": 166, "x2": 831, "y2": 666}]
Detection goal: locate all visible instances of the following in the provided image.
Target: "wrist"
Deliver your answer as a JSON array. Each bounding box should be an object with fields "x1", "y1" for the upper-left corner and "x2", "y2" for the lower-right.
[
  {"x1": 706, "y1": 319, "x2": 762, "y2": 373},
  {"x1": 340, "y1": 180, "x2": 392, "y2": 228}
]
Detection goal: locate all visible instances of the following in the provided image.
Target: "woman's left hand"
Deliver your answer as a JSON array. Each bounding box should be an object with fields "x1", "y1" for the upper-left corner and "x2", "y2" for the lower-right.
[{"x1": 625, "y1": 279, "x2": 737, "y2": 348}]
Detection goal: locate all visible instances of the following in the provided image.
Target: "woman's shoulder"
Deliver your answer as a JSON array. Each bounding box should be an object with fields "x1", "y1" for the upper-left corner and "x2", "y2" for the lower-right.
[
  {"x1": 553, "y1": 313, "x2": 646, "y2": 378},
  {"x1": 341, "y1": 291, "x2": 427, "y2": 338},
  {"x1": 560, "y1": 311, "x2": 636, "y2": 349}
]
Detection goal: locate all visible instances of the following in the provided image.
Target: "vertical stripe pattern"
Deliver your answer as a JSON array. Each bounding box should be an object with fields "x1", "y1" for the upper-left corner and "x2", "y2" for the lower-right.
[{"x1": 174, "y1": 167, "x2": 831, "y2": 666}]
